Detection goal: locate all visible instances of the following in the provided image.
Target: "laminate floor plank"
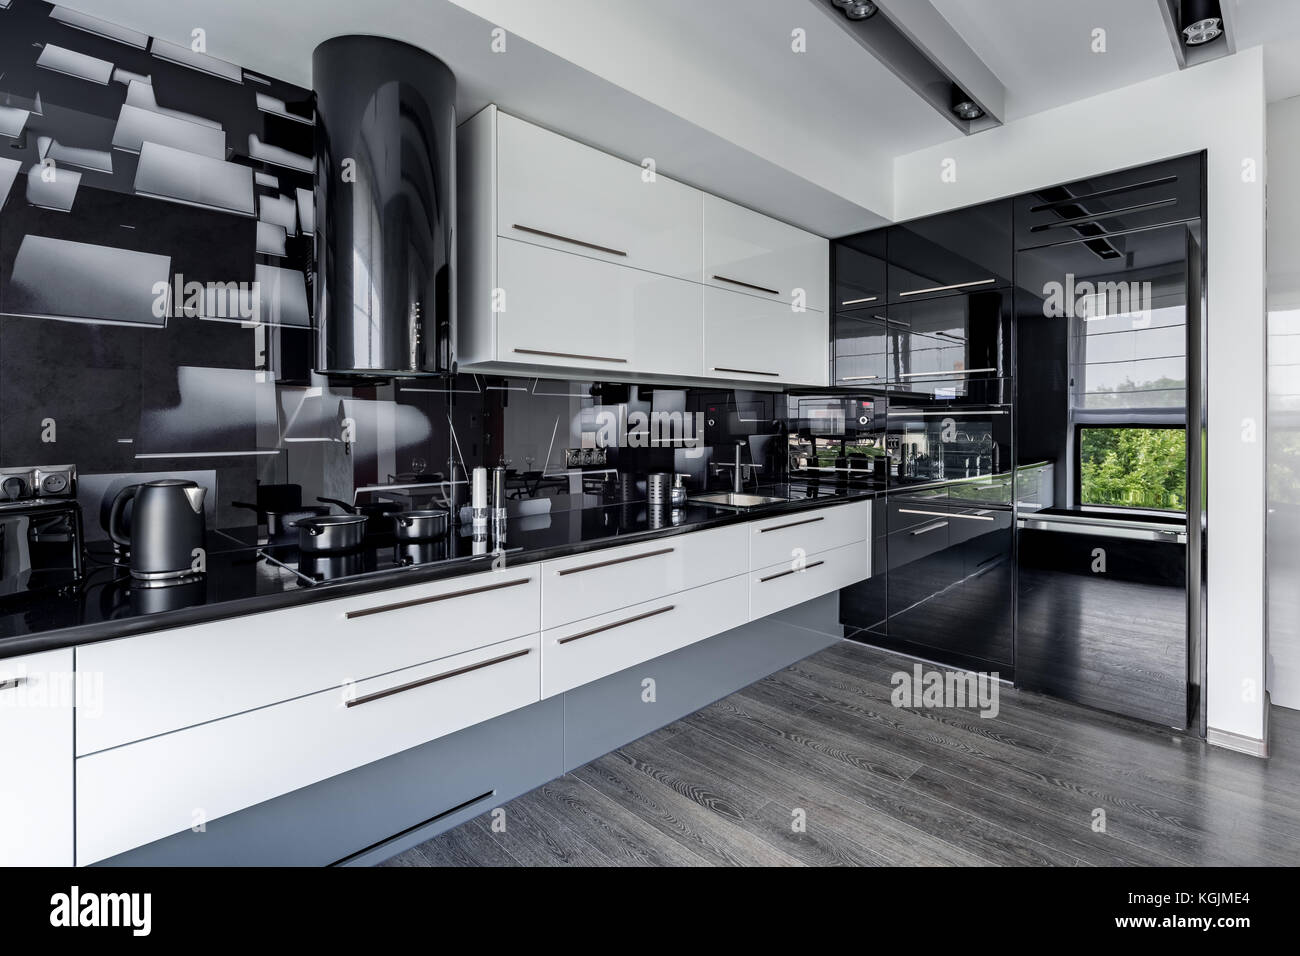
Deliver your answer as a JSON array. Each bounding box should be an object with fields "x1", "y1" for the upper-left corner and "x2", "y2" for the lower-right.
[{"x1": 386, "y1": 640, "x2": 1300, "y2": 868}]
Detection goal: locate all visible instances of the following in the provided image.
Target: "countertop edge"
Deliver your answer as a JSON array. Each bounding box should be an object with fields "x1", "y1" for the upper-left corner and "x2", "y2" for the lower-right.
[{"x1": 0, "y1": 490, "x2": 881, "y2": 659}]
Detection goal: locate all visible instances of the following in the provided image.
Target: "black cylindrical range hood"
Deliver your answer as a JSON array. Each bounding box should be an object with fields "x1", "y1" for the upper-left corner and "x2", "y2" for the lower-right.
[{"x1": 312, "y1": 36, "x2": 456, "y2": 376}]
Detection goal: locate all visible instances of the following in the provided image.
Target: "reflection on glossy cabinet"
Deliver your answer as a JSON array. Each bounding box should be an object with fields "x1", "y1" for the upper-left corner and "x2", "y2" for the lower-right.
[
  {"x1": 704, "y1": 287, "x2": 828, "y2": 387},
  {"x1": 833, "y1": 231, "x2": 887, "y2": 312},
  {"x1": 704, "y1": 195, "x2": 829, "y2": 313},
  {"x1": 833, "y1": 311, "x2": 896, "y2": 385},
  {"x1": 886, "y1": 199, "x2": 1012, "y2": 303}
]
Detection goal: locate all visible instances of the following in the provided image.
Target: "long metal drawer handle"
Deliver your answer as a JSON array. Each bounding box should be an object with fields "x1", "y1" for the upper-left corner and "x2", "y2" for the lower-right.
[
  {"x1": 759, "y1": 515, "x2": 825, "y2": 534},
  {"x1": 899, "y1": 508, "x2": 995, "y2": 522},
  {"x1": 838, "y1": 375, "x2": 879, "y2": 381},
  {"x1": 898, "y1": 278, "x2": 997, "y2": 297},
  {"x1": 840, "y1": 296, "x2": 878, "y2": 306},
  {"x1": 557, "y1": 546, "x2": 674, "y2": 576},
  {"x1": 514, "y1": 348, "x2": 628, "y2": 364},
  {"x1": 910, "y1": 520, "x2": 948, "y2": 536},
  {"x1": 1028, "y1": 197, "x2": 1177, "y2": 233},
  {"x1": 346, "y1": 576, "x2": 531, "y2": 619},
  {"x1": 713, "y1": 366, "x2": 781, "y2": 377},
  {"x1": 760, "y1": 559, "x2": 825, "y2": 583},
  {"x1": 0, "y1": 677, "x2": 24, "y2": 692},
  {"x1": 512, "y1": 224, "x2": 627, "y2": 257},
  {"x1": 345, "y1": 648, "x2": 531, "y2": 708},
  {"x1": 557, "y1": 605, "x2": 675, "y2": 645},
  {"x1": 899, "y1": 367, "x2": 998, "y2": 378},
  {"x1": 713, "y1": 274, "x2": 781, "y2": 296}
]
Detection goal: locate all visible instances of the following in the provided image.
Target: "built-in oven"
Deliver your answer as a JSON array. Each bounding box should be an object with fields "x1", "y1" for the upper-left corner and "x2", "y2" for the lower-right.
[{"x1": 784, "y1": 392, "x2": 889, "y2": 486}]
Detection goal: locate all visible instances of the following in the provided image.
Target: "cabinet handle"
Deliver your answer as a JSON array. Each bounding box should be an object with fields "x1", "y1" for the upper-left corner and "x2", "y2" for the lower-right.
[
  {"x1": 759, "y1": 515, "x2": 825, "y2": 534},
  {"x1": 713, "y1": 366, "x2": 781, "y2": 377},
  {"x1": 898, "y1": 278, "x2": 996, "y2": 297},
  {"x1": 512, "y1": 224, "x2": 627, "y2": 257},
  {"x1": 345, "y1": 576, "x2": 531, "y2": 619},
  {"x1": 840, "y1": 296, "x2": 878, "y2": 306},
  {"x1": 514, "y1": 348, "x2": 628, "y2": 364},
  {"x1": 760, "y1": 560, "x2": 825, "y2": 583},
  {"x1": 557, "y1": 546, "x2": 674, "y2": 576},
  {"x1": 899, "y1": 508, "x2": 995, "y2": 522},
  {"x1": 345, "y1": 648, "x2": 531, "y2": 708},
  {"x1": 909, "y1": 520, "x2": 948, "y2": 536},
  {"x1": 557, "y1": 605, "x2": 675, "y2": 645},
  {"x1": 838, "y1": 375, "x2": 879, "y2": 381},
  {"x1": 899, "y1": 367, "x2": 998, "y2": 379},
  {"x1": 712, "y1": 275, "x2": 781, "y2": 296},
  {"x1": 0, "y1": 677, "x2": 25, "y2": 692}
]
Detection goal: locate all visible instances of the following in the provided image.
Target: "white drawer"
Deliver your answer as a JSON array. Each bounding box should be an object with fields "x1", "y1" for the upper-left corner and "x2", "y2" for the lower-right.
[
  {"x1": 748, "y1": 501, "x2": 870, "y2": 571},
  {"x1": 76, "y1": 634, "x2": 539, "y2": 865},
  {"x1": 0, "y1": 649, "x2": 73, "y2": 866},
  {"x1": 541, "y1": 523, "x2": 747, "y2": 630},
  {"x1": 703, "y1": 286, "x2": 828, "y2": 386},
  {"x1": 77, "y1": 564, "x2": 540, "y2": 756},
  {"x1": 542, "y1": 574, "x2": 747, "y2": 698},
  {"x1": 748, "y1": 539, "x2": 872, "y2": 621},
  {"x1": 703, "y1": 194, "x2": 828, "y2": 312},
  {"x1": 496, "y1": 112, "x2": 703, "y2": 282}
]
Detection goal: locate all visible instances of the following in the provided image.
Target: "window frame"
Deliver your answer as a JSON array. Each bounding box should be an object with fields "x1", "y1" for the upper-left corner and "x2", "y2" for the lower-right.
[{"x1": 1072, "y1": 422, "x2": 1189, "y2": 516}]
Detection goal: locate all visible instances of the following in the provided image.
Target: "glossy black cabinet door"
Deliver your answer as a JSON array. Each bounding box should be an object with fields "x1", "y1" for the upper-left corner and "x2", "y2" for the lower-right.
[
  {"x1": 887, "y1": 198, "x2": 1012, "y2": 303},
  {"x1": 1017, "y1": 517, "x2": 1188, "y2": 728},
  {"x1": 832, "y1": 311, "x2": 896, "y2": 386},
  {"x1": 833, "y1": 231, "x2": 887, "y2": 312},
  {"x1": 1014, "y1": 153, "x2": 1203, "y2": 251},
  {"x1": 885, "y1": 289, "x2": 1011, "y2": 396}
]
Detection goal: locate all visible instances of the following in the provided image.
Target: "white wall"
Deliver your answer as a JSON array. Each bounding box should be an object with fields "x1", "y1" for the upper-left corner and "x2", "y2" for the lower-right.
[
  {"x1": 1265, "y1": 95, "x2": 1300, "y2": 710},
  {"x1": 894, "y1": 49, "x2": 1270, "y2": 744}
]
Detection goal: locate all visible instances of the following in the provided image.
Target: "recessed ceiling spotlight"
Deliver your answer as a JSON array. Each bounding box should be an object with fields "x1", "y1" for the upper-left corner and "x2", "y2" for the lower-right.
[
  {"x1": 950, "y1": 86, "x2": 984, "y2": 121},
  {"x1": 1180, "y1": 0, "x2": 1223, "y2": 46},
  {"x1": 833, "y1": 0, "x2": 878, "y2": 20}
]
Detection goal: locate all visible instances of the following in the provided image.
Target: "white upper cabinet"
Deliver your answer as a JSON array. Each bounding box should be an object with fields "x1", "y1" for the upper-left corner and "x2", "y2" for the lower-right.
[
  {"x1": 458, "y1": 104, "x2": 830, "y2": 386},
  {"x1": 703, "y1": 195, "x2": 829, "y2": 314},
  {"x1": 495, "y1": 113, "x2": 703, "y2": 282},
  {"x1": 495, "y1": 238, "x2": 703, "y2": 379},
  {"x1": 704, "y1": 288, "x2": 827, "y2": 387}
]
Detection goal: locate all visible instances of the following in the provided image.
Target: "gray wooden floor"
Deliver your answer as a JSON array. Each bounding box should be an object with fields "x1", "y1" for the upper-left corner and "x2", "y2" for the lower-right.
[{"x1": 381, "y1": 640, "x2": 1300, "y2": 867}]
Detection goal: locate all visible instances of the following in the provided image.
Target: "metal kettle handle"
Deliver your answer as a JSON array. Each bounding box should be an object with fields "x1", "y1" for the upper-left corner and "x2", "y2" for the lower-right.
[{"x1": 107, "y1": 485, "x2": 139, "y2": 548}]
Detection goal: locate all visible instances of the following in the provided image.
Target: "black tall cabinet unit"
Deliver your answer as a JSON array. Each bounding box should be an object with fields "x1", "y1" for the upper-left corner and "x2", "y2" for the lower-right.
[
  {"x1": 834, "y1": 154, "x2": 1206, "y2": 735},
  {"x1": 836, "y1": 198, "x2": 1018, "y2": 677}
]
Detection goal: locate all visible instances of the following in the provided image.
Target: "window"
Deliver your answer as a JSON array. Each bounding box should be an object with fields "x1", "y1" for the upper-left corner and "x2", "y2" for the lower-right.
[{"x1": 1078, "y1": 426, "x2": 1186, "y2": 512}]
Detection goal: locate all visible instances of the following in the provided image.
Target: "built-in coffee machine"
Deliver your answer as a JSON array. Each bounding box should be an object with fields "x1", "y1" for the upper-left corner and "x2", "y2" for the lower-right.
[{"x1": 0, "y1": 465, "x2": 84, "y2": 601}]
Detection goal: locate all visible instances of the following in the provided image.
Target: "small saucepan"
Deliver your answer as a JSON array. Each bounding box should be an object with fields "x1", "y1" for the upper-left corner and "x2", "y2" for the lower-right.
[
  {"x1": 393, "y1": 509, "x2": 449, "y2": 541},
  {"x1": 297, "y1": 514, "x2": 367, "y2": 553}
]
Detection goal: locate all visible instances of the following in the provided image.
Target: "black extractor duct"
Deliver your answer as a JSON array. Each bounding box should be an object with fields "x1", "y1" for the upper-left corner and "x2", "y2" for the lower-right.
[{"x1": 312, "y1": 36, "x2": 456, "y2": 377}]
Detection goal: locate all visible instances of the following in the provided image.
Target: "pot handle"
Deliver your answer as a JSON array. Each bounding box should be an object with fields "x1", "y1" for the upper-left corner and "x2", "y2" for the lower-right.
[
  {"x1": 397, "y1": 516, "x2": 412, "y2": 527},
  {"x1": 107, "y1": 485, "x2": 140, "y2": 548},
  {"x1": 306, "y1": 524, "x2": 323, "y2": 536}
]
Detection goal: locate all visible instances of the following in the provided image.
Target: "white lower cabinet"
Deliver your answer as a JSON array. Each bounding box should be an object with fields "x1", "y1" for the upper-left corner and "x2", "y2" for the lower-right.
[
  {"x1": 748, "y1": 539, "x2": 872, "y2": 621},
  {"x1": 541, "y1": 523, "x2": 747, "y2": 630},
  {"x1": 748, "y1": 500, "x2": 871, "y2": 570},
  {"x1": 0, "y1": 648, "x2": 73, "y2": 866},
  {"x1": 75, "y1": 634, "x2": 540, "y2": 865},
  {"x1": 542, "y1": 574, "x2": 748, "y2": 698}
]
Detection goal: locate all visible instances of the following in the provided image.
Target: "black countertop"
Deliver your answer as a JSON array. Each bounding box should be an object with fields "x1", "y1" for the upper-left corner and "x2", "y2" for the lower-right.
[{"x1": 0, "y1": 482, "x2": 881, "y2": 658}]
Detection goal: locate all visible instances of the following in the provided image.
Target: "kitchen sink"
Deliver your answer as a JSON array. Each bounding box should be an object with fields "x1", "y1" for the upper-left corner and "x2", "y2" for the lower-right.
[{"x1": 689, "y1": 492, "x2": 791, "y2": 510}]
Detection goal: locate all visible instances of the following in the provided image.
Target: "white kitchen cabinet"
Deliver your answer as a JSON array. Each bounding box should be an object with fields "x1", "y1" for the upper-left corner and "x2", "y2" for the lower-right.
[
  {"x1": 458, "y1": 104, "x2": 832, "y2": 387},
  {"x1": 494, "y1": 238, "x2": 703, "y2": 378},
  {"x1": 76, "y1": 633, "x2": 540, "y2": 866},
  {"x1": 541, "y1": 574, "x2": 748, "y2": 698},
  {"x1": 0, "y1": 648, "x2": 73, "y2": 866},
  {"x1": 496, "y1": 112, "x2": 703, "y2": 282},
  {"x1": 704, "y1": 194, "x2": 829, "y2": 313},
  {"x1": 703, "y1": 287, "x2": 828, "y2": 386},
  {"x1": 542, "y1": 523, "x2": 747, "y2": 629},
  {"x1": 749, "y1": 539, "x2": 872, "y2": 621},
  {"x1": 749, "y1": 500, "x2": 871, "y2": 570},
  {"x1": 77, "y1": 563, "x2": 542, "y2": 756}
]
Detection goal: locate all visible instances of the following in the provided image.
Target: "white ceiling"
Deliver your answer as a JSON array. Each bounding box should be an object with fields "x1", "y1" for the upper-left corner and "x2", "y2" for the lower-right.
[{"x1": 57, "y1": 0, "x2": 1300, "y2": 236}]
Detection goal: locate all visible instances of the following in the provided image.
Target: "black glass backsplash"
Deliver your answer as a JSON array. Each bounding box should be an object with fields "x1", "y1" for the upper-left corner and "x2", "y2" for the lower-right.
[{"x1": 0, "y1": 2, "x2": 800, "y2": 536}]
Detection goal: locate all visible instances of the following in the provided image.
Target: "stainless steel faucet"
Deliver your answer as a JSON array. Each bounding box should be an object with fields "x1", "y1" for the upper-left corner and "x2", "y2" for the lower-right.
[{"x1": 714, "y1": 441, "x2": 758, "y2": 493}]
